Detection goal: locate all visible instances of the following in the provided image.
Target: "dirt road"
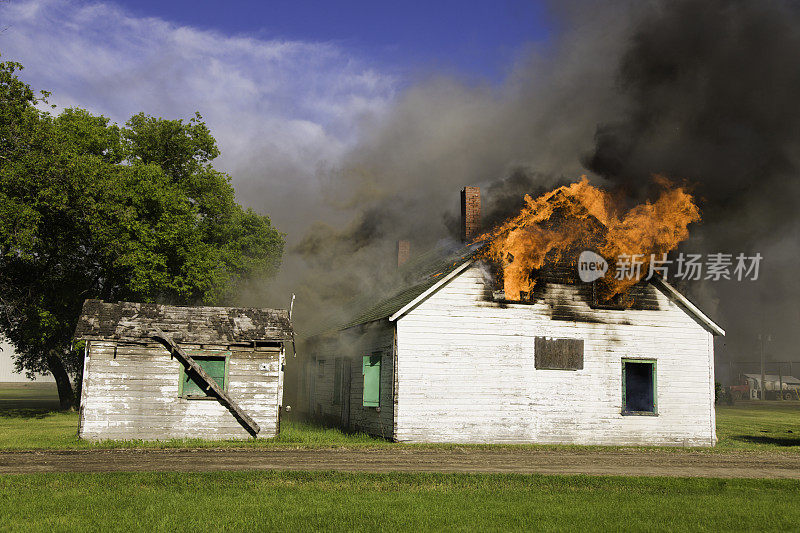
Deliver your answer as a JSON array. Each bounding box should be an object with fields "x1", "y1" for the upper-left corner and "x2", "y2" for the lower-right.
[{"x1": 1, "y1": 447, "x2": 799, "y2": 478}]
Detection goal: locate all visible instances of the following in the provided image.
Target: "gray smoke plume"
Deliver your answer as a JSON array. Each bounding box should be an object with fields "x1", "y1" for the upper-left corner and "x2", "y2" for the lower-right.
[
  {"x1": 583, "y1": 0, "x2": 800, "y2": 376},
  {"x1": 264, "y1": 0, "x2": 800, "y2": 383},
  {"x1": 265, "y1": 4, "x2": 629, "y2": 335}
]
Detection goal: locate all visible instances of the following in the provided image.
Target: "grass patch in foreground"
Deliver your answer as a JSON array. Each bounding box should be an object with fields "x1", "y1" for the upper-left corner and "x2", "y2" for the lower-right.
[{"x1": 1, "y1": 471, "x2": 799, "y2": 532}]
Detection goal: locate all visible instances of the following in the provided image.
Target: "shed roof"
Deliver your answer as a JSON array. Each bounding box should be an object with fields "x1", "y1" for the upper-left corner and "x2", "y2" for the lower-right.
[{"x1": 74, "y1": 299, "x2": 293, "y2": 344}]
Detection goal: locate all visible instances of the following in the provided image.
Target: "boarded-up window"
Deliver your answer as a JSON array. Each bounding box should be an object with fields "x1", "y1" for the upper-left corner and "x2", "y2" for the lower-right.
[
  {"x1": 362, "y1": 354, "x2": 381, "y2": 407},
  {"x1": 534, "y1": 337, "x2": 584, "y2": 370},
  {"x1": 180, "y1": 356, "x2": 227, "y2": 398},
  {"x1": 622, "y1": 359, "x2": 657, "y2": 415}
]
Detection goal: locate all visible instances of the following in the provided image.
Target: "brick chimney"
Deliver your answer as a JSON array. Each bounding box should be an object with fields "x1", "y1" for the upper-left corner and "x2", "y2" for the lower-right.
[
  {"x1": 397, "y1": 239, "x2": 411, "y2": 268},
  {"x1": 460, "y1": 186, "x2": 481, "y2": 243}
]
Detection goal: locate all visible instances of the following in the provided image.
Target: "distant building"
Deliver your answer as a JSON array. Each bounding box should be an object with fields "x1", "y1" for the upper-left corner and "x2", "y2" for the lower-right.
[{"x1": 741, "y1": 373, "x2": 800, "y2": 400}]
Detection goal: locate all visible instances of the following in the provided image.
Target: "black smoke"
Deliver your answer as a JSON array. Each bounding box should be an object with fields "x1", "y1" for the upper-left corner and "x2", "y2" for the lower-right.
[{"x1": 584, "y1": 0, "x2": 800, "y2": 378}]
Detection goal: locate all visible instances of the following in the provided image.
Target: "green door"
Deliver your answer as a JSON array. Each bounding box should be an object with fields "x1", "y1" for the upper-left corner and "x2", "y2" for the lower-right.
[{"x1": 362, "y1": 355, "x2": 381, "y2": 407}]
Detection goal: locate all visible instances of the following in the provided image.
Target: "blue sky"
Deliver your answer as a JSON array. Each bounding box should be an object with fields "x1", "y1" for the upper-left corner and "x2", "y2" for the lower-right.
[
  {"x1": 0, "y1": 0, "x2": 561, "y2": 235},
  {"x1": 115, "y1": 0, "x2": 553, "y2": 81}
]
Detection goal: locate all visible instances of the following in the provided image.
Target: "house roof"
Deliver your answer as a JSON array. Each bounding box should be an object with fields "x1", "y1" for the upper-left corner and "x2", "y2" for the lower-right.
[
  {"x1": 332, "y1": 242, "x2": 483, "y2": 332},
  {"x1": 647, "y1": 277, "x2": 725, "y2": 336},
  {"x1": 74, "y1": 299, "x2": 294, "y2": 344},
  {"x1": 321, "y1": 240, "x2": 725, "y2": 337}
]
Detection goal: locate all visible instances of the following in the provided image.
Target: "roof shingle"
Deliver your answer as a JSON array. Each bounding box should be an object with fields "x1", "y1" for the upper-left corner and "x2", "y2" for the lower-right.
[{"x1": 74, "y1": 300, "x2": 293, "y2": 344}]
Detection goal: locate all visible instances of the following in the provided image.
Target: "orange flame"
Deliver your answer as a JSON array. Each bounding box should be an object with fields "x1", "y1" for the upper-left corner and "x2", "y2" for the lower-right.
[{"x1": 479, "y1": 176, "x2": 700, "y2": 302}]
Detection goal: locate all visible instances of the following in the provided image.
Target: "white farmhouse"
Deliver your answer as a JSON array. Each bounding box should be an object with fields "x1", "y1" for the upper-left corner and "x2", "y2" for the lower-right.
[{"x1": 303, "y1": 188, "x2": 724, "y2": 446}]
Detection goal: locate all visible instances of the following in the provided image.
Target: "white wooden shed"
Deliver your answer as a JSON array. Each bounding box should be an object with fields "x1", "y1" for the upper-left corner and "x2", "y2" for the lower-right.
[{"x1": 75, "y1": 300, "x2": 293, "y2": 441}]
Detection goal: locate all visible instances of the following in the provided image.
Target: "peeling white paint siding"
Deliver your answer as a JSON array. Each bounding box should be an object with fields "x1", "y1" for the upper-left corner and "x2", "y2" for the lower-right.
[
  {"x1": 79, "y1": 341, "x2": 282, "y2": 441},
  {"x1": 393, "y1": 264, "x2": 717, "y2": 446}
]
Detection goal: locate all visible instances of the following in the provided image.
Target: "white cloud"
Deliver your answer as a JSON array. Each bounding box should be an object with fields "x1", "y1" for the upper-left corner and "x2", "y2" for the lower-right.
[{"x1": 0, "y1": 0, "x2": 397, "y2": 232}]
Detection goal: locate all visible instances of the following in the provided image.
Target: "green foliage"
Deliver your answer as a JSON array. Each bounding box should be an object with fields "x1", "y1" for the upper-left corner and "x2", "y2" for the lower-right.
[
  {"x1": 715, "y1": 382, "x2": 734, "y2": 405},
  {"x1": 0, "y1": 60, "x2": 284, "y2": 408}
]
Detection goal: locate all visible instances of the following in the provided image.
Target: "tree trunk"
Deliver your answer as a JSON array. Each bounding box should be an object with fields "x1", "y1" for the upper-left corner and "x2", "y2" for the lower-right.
[{"x1": 46, "y1": 352, "x2": 75, "y2": 411}]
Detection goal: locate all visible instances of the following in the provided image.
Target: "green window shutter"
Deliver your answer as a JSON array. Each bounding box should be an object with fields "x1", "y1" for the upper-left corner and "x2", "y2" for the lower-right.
[
  {"x1": 362, "y1": 354, "x2": 381, "y2": 407},
  {"x1": 182, "y1": 357, "x2": 227, "y2": 397}
]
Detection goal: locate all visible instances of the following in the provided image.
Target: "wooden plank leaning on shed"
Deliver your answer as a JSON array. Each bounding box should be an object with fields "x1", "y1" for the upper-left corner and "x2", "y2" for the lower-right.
[{"x1": 151, "y1": 328, "x2": 261, "y2": 438}]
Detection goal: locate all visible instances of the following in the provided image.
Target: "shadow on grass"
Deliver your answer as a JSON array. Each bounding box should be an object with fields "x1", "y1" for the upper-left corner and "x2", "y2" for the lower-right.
[
  {"x1": 0, "y1": 383, "x2": 63, "y2": 419},
  {"x1": 730, "y1": 435, "x2": 800, "y2": 447},
  {"x1": 0, "y1": 407, "x2": 61, "y2": 419}
]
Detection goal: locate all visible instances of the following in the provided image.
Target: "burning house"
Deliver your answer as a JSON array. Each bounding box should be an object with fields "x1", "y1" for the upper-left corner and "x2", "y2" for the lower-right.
[
  {"x1": 74, "y1": 300, "x2": 293, "y2": 441},
  {"x1": 302, "y1": 180, "x2": 724, "y2": 446}
]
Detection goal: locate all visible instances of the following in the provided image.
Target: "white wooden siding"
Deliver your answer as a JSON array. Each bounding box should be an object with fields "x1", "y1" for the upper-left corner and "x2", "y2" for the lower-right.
[
  {"x1": 310, "y1": 322, "x2": 395, "y2": 439},
  {"x1": 394, "y1": 264, "x2": 716, "y2": 446},
  {"x1": 79, "y1": 342, "x2": 282, "y2": 441}
]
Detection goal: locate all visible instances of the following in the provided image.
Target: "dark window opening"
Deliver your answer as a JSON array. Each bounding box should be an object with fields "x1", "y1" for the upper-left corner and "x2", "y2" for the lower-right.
[
  {"x1": 623, "y1": 360, "x2": 656, "y2": 415},
  {"x1": 535, "y1": 337, "x2": 584, "y2": 370}
]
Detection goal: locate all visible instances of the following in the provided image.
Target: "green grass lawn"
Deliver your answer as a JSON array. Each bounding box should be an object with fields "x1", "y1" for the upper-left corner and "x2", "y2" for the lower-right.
[
  {"x1": 3, "y1": 382, "x2": 800, "y2": 452},
  {"x1": 3, "y1": 385, "x2": 800, "y2": 532},
  {"x1": 1, "y1": 471, "x2": 798, "y2": 532},
  {"x1": 716, "y1": 401, "x2": 800, "y2": 451}
]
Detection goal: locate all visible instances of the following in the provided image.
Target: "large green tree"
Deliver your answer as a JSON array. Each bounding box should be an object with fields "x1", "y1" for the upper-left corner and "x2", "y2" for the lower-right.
[{"x1": 0, "y1": 61, "x2": 284, "y2": 409}]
